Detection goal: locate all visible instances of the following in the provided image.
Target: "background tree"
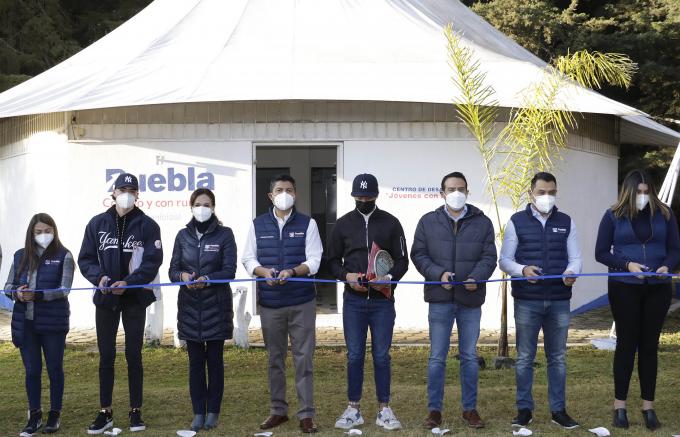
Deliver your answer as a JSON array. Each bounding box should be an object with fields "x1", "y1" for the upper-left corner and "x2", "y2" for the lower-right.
[
  {"x1": 0, "y1": 0, "x2": 152, "y2": 91},
  {"x1": 464, "y1": 0, "x2": 680, "y2": 199},
  {"x1": 446, "y1": 24, "x2": 636, "y2": 360}
]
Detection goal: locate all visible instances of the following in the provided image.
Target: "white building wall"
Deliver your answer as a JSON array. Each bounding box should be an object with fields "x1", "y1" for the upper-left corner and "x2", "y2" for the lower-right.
[
  {"x1": 0, "y1": 102, "x2": 620, "y2": 330},
  {"x1": 1, "y1": 136, "x2": 253, "y2": 328}
]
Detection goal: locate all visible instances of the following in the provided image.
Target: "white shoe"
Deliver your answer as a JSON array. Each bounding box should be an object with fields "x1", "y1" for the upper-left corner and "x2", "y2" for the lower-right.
[
  {"x1": 335, "y1": 406, "x2": 364, "y2": 429},
  {"x1": 376, "y1": 407, "x2": 402, "y2": 431}
]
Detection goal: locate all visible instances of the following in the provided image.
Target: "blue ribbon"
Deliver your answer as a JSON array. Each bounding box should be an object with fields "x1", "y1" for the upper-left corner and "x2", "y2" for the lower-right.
[{"x1": 2, "y1": 271, "x2": 677, "y2": 295}]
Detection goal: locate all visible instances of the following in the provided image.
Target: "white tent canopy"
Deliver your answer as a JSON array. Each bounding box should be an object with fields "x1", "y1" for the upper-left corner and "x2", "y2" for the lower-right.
[{"x1": 0, "y1": 0, "x2": 677, "y2": 145}]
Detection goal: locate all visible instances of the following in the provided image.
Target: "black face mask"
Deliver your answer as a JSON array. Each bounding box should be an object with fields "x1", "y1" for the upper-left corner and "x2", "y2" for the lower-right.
[{"x1": 355, "y1": 200, "x2": 376, "y2": 215}]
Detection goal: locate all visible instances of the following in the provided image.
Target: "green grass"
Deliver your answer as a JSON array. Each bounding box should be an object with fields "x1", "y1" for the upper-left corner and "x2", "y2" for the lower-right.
[{"x1": 0, "y1": 338, "x2": 679, "y2": 436}]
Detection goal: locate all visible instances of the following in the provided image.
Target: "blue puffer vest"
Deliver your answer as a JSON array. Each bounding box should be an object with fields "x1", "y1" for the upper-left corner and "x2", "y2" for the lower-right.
[
  {"x1": 11, "y1": 247, "x2": 70, "y2": 347},
  {"x1": 254, "y1": 208, "x2": 315, "y2": 308},
  {"x1": 510, "y1": 204, "x2": 572, "y2": 300},
  {"x1": 609, "y1": 209, "x2": 668, "y2": 284}
]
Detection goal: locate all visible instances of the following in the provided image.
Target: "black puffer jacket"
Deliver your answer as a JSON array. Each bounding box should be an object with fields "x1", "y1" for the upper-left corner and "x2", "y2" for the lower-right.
[
  {"x1": 411, "y1": 204, "x2": 497, "y2": 307},
  {"x1": 169, "y1": 217, "x2": 237, "y2": 341}
]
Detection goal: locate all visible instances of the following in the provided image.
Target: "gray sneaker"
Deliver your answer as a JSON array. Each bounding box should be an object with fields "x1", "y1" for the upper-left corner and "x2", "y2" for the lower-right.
[
  {"x1": 376, "y1": 407, "x2": 402, "y2": 431},
  {"x1": 335, "y1": 406, "x2": 364, "y2": 429}
]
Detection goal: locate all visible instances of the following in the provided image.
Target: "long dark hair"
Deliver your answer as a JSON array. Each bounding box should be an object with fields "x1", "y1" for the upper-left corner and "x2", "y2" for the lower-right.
[
  {"x1": 611, "y1": 169, "x2": 670, "y2": 220},
  {"x1": 18, "y1": 213, "x2": 64, "y2": 276},
  {"x1": 189, "y1": 188, "x2": 221, "y2": 224}
]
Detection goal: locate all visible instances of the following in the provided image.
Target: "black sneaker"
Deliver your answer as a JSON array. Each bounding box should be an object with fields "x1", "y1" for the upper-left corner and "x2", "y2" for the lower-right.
[
  {"x1": 42, "y1": 410, "x2": 60, "y2": 433},
  {"x1": 87, "y1": 409, "x2": 113, "y2": 435},
  {"x1": 20, "y1": 409, "x2": 42, "y2": 437},
  {"x1": 129, "y1": 408, "x2": 146, "y2": 432},
  {"x1": 551, "y1": 410, "x2": 579, "y2": 429},
  {"x1": 512, "y1": 408, "x2": 533, "y2": 427}
]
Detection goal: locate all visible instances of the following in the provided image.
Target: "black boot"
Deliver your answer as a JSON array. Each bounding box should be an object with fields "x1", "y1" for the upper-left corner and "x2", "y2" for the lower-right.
[
  {"x1": 642, "y1": 409, "x2": 661, "y2": 431},
  {"x1": 612, "y1": 408, "x2": 628, "y2": 429}
]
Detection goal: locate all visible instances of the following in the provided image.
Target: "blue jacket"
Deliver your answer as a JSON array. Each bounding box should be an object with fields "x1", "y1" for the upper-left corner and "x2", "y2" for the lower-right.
[
  {"x1": 510, "y1": 204, "x2": 572, "y2": 300},
  {"x1": 254, "y1": 208, "x2": 315, "y2": 308},
  {"x1": 411, "y1": 205, "x2": 497, "y2": 307},
  {"x1": 169, "y1": 217, "x2": 237, "y2": 341},
  {"x1": 78, "y1": 206, "x2": 163, "y2": 309},
  {"x1": 11, "y1": 247, "x2": 70, "y2": 347},
  {"x1": 597, "y1": 208, "x2": 674, "y2": 284}
]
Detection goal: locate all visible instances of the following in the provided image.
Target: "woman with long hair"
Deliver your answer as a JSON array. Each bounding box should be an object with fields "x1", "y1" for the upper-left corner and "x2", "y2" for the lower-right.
[
  {"x1": 169, "y1": 188, "x2": 237, "y2": 431},
  {"x1": 595, "y1": 169, "x2": 680, "y2": 430},
  {"x1": 4, "y1": 213, "x2": 74, "y2": 435}
]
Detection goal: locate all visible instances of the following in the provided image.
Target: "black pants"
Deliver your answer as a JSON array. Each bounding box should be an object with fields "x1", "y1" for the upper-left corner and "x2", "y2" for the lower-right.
[
  {"x1": 187, "y1": 340, "x2": 225, "y2": 414},
  {"x1": 95, "y1": 297, "x2": 146, "y2": 408},
  {"x1": 608, "y1": 281, "x2": 672, "y2": 401}
]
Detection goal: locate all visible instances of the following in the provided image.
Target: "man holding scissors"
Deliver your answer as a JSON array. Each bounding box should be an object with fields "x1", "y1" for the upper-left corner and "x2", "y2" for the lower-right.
[
  {"x1": 499, "y1": 172, "x2": 582, "y2": 430},
  {"x1": 411, "y1": 171, "x2": 497, "y2": 430},
  {"x1": 329, "y1": 173, "x2": 409, "y2": 431},
  {"x1": 78, "y1": 172, "x2": 163, "y2": 434},
  {"x1": 241, "y1": 174, "x2": 323, "y2": 434}
]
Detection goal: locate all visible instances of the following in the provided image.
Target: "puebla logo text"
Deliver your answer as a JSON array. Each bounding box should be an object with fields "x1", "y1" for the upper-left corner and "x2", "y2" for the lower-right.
[{"x1": 106, "y1": 168, "x2": 214, "y2": 192}]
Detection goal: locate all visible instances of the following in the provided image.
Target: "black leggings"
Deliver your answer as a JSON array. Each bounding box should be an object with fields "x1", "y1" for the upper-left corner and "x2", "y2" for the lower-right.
[
  {"x1": 187, "y1": 340, "x2": 225, "y2": 414},
  {"x1": 608, "y1": 281, "x2": 672, "y2": 401},
  {"x1": 95, "y1": 298, "x2": 146, "y2": 408}
]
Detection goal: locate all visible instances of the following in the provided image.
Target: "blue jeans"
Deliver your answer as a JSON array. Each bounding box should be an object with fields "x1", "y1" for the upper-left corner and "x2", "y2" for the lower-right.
[
  {"x1": 514, "y1": 299, "x2": 570, "y2": 412},
  {"x1": 19, "y1": 320, "x2": 67, "y2": 411},
  {"x1": 427, "y1": 302, "x2": 481, "y2": 411},
  {"x1": 342, "y1": 292, "x2": 396, "y2": 403}
]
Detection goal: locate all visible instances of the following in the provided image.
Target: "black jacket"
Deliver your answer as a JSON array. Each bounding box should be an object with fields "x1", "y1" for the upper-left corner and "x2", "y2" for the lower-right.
[
  {"x1": 328, "y1": 207, "x2": 409, "y2": 300},
  {"x1": 411, "y1": 205, "x2": 497, "y2": 307},
  {"x1": 78, "y1": 206, "x2": 163, "y2": 309},
  {"x1": 169, "y1": 217, "x2": 237, "y2": 341}
]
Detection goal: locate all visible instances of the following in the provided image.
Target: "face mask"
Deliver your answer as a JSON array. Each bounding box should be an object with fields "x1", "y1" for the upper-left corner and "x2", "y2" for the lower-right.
[
  {"x1": 35, "y1": 233, "x2": 54, "y2": 249},
  {"x1": 273, "y1": 192, "x2": 295, "y2": 211},
  {"x1": 192, "y1": 206, "x2": 213, "y2": 223},
  {"x1": 355, "y1": 199, "x2": 376, "y2": 215},
  {"x1": 534, "y1": 194, "x2": 556, "y2": 214},
  {"x1": 116, "y1": 192, "x2": 136, "y2": 209},
  {"x1": 636, "y1": 194, "x2": 649, "y2": 211},
  {"x1": 445, "y1": 191, "x2": 467, "y2": 211}
]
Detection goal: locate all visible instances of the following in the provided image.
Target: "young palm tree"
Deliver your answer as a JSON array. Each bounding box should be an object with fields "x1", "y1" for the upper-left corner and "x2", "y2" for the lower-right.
[{"x1": 445, "y1": 24, "x2": 636, "y2": 360}]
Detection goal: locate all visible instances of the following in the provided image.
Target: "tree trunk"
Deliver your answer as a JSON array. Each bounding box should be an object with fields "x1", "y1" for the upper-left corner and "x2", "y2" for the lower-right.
[{"x1": 497, "y1": 275, "x2": 509, "y2": 357}]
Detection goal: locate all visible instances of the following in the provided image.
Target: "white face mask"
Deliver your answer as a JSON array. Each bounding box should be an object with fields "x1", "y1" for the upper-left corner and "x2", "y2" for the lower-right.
[
  {"x1": 273, "y1": 192, "x2": 295, "y2": 211},
  {"x1": 192, "y1": 206, "x2": 213, "y2": 223},
  {"x1": 534, "y1": 194, "x2": 556, "y2": 214},
  {"x1": 35, "y1": 233, "x2": 54, "y2": 249},
  {"x1": 636, "y1": 194, "x2": 649, "y2": 211},
  {"x1": 445, "y1": 191, "x2": 467, "y2": 211},
  {"x1": 116, "y1": 192, "x2": 136, "y2": 209}
]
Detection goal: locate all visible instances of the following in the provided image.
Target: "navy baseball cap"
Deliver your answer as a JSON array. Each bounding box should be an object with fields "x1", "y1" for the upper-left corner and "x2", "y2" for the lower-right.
[
  {"x1": 351, "y1": 173, "x2": 379, "y2": 197},
  {"x1": 113, "y1": 173, "x2": 139, "y2": 190}
]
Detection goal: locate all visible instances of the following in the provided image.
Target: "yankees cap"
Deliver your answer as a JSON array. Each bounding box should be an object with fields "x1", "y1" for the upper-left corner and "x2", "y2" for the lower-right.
[
  {"x1": 351, "y1": 173, "x2": 379, "y2": 197},
  {"x1": 114, "y1": 172, "x2": 139, "y2": 190}
]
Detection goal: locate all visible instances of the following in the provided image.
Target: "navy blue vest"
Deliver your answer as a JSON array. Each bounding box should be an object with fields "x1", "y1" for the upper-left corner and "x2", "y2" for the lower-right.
[
  {"x1": 11, "y1": 247, "x2": 70, "y2": 347},
  {"x1": 609, "y1": 209, "x2": 668, "y2": 284},
  {"x1": 510, "y1": 204, "x2": 572, "y2": 300},
  {"x1": 254, "y1": 208, "x2": 316, "y2": 308}
]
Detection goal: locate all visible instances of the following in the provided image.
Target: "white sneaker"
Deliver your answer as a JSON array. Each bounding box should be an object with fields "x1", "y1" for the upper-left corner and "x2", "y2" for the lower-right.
[
  {"x1": 376, "y1": 406, "x2": 402, "y2": 431},
  {"x1": 335, "y1": 406, "x2": 364, "y2": 429}
]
